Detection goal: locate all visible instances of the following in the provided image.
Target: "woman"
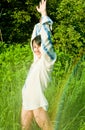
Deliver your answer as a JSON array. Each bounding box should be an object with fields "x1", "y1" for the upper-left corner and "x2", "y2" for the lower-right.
[{"x1": 21, "y1": 0, "x2": 56, "y2": 130}]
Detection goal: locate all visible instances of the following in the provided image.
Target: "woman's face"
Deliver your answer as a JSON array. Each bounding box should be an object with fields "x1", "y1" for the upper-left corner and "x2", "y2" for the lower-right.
[{"x1": 33, "y1": 41, "x2": 41, "y2": 58}]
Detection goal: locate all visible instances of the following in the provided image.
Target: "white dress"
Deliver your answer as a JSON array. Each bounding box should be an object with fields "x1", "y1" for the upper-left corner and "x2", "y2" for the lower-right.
[{"x1": 22, "y1": 16, "x2": 56, "y2": 111}]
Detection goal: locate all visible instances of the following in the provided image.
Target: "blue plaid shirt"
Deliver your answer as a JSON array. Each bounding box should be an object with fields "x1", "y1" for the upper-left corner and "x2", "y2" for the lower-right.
[{"x1": 31, "y1": 16, "x2": 56, "y2": 62}]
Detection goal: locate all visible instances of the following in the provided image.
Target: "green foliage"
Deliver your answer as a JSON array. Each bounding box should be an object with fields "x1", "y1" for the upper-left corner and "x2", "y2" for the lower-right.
[
  {"x1": 0, "y1": 42, "x2": 85, "y2": 129},
  {"x1": 55, "y1": 55, "x2": 85, "y2": 130},
  {"x1": 0, "y1": 43, "x2": 33, "y2": 129},
  {"x1": 53, "y1": 0, "x2": 85, "y2": 56},
  {"x1": 0, "y1": 42, "x2": 8, "y2": 53},
  {"x1": 0, "y1": 0, "x2": 85, "y2": 128},
  {"x1": 0, "y1": 0, "x2": 39, "y2": 43},
  {"x1": 1, "y1": 0, "x2": 85, "y2": 59},
  {"x1": 12, "y1": 10, "x2": 31, "y2": 24}
]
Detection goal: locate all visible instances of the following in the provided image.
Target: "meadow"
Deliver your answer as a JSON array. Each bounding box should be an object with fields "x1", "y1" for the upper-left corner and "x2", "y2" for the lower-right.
[{"x1": 0, "y1": 42, "x2": 85, "y2": 130}]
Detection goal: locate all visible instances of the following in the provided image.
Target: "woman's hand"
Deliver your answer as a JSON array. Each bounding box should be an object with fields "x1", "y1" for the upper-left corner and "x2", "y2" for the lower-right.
[{"x1": 36, "y1": 0, "x2": 47, "y2": 16}]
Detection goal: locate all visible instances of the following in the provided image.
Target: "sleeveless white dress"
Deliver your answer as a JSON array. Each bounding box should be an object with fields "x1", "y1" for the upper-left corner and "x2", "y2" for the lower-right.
[{"x1": 22, "y1": 16, "x2": 56, "y2": 111}]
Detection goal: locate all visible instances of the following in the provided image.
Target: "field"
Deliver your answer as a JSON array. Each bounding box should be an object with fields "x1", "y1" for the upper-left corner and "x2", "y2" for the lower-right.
[{"x1": 0, "y1": 43, "x2": 85, "y2": 130}]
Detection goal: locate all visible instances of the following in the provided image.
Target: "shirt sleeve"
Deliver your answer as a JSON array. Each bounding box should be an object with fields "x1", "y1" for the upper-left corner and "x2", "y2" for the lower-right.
[
  {"x1": 31, "y1": 16, "x2": 56, "y2": 63},
  {"x1": 40, "y1": 16, "x2": 56, "y2": 62}
]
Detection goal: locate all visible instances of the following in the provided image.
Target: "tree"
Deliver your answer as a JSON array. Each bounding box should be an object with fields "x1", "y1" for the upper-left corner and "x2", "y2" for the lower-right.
[
  {"x1": 0, "y1": 0, "x2": 39, "y2": 44},
  {"x1": 0, "y1": 0, "x2": 60, "y2": 44},
  {"x1": 53, "y1": 0, "x2": 85, "y2": 56}
]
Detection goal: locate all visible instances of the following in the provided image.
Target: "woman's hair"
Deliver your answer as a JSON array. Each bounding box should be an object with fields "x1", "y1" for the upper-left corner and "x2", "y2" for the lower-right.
[{"x1": 32, "y1": 35, "x2": 41, "y2": 46}]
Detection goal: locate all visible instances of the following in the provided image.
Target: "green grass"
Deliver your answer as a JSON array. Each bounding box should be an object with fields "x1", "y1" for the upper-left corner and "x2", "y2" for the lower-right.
[
  {"x1": 0, "y1": 43, "x2": 85, "y2": 130},
  {"x1": 54, "y1": 55, "x2": 85, "y2": 130}
]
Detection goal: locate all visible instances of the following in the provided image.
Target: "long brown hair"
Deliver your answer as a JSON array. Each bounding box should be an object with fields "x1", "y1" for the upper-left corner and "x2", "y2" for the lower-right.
[{"x1": 32, "y1": 35, "x2": 41, "y2": 47}]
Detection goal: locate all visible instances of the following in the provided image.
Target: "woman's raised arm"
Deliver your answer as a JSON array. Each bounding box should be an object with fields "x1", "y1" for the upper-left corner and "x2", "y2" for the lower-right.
[{"x1": 36, "y1": 0, "x2": 47, "y2": 17}]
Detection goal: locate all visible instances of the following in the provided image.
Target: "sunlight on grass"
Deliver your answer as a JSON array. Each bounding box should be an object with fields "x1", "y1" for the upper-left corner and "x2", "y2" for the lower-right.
[{"x1": 0, "y1": 44, "x2": 85, "y2": 130}]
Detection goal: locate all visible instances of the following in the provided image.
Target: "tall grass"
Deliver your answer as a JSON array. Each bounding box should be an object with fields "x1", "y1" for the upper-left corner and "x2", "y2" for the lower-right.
[
  {"x1": 54, "y1": 55, "x2": 85, "y2": 130},
  {"x1": 0, "y1": 43, "x2": 85, "y2": 130},
  {"x1": 0, "y1": 44, "x2": 32, "y2": 129}
]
